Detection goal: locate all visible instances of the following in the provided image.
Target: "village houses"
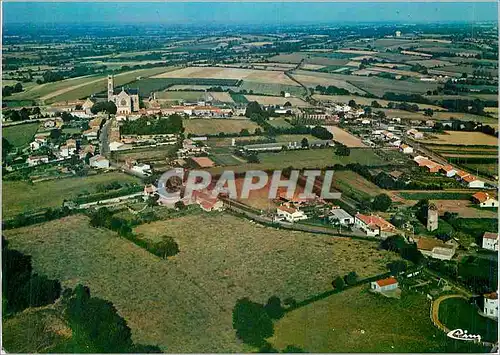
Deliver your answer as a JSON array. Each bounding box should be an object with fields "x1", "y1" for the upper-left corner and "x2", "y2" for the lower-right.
[
  {"x1": 482, "y1": 232, "x2": 498, "y2": 251},
  {"x1": 354, "y1": 213, "x2": 396, "y2": 237}
]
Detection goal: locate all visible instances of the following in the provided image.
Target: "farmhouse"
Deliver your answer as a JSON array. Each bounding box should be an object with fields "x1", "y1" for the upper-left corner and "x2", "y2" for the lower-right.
[
  {"x1": 328, "y1": 208, "x2": 354, "y2": 226},
  {"x1": 83, "y1": 128, "x2": 99, "y2": 140},
  {"x1": 406, "y1": 129, "x2": 424, "y2": 139},
  {"x1": 472, "y1": 192, "x2": 498, "y2": 208},
  {"x1": 27, "y1": 155, "x2": 49, "y2": 166},
  {"x1": 462, "y1": 175, "x2": 485, "y2": 189},
  {"x1": 60, "y1": 139, "x2": 77, "y2": 157},
  {"x1": 370, "y1": 277, "x2": 398, "y2": 293},
  {"x1": 482, "y1": 232, "x2": 498, "y2": 251},
  {"x1": 416, "y1": 237, "x2": 455, "y2": 260},
  {"x1": 441, "y1": 165, "x2": 457, "y2": 177},
  {"x1": 191, "y1": 190, "x2": 224, "y2": 212},
  {"x1": 399, "y1": 144, "x2": 413, "y2": 154},
  {"x1": 354, "y1": 213, "x2": 396, "y2": 237},
  {"x1": 131, "y1": 163, "x2": 152, "y2": 176},
  {"x1": 109, "y1": 141, "x2": 124, "y2": 151},
  {"x1": 483, "y1": 291, "x2": 499, "y2": 319},
  {"x1": 276, "y1": 204, "x2": 308, "y2": 223},
  {"x1": 455, "y1": 170, "x2": 470, "y2": 180},
  {"x1": 89, "y1": 155, "x2": 110, "y2": 169},
  {"x1": 30, "y1": 137, "x2": 47, "y2": 150}
]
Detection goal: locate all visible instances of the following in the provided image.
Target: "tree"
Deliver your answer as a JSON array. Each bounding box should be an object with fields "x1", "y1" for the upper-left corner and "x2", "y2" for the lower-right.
[
  {"x1": 61, "y1": 111, "x2": 74, "y2": 122},
  {"x1": 154, "y1": 237, "x2": 179, "y2": 259},
  {"x1": 245, "y1": 101, "x2": 264, "y2": 118},
  {"x1": 232, "y1": 298, "x2": 274, "y2": 346},
  {"x1": 2, "y1": 137, "x2": 13, "y2": 160},
  {"x1": 344, "y1": 271, "x2": 358, "y2": 285},
  {"x1": 335, "y1": 143, "x2": 350, "y2": 156},
  {"x1": 387, "y1": 260, "x2": 408, "y2": 274},
  {"x1": 301, "y1": 137, "x2": 309, "y2": 148},
  {"x1": 424, "y1": 108, "x2": 434, "y2": 117},
  {"x1": 371, "y1": 100, "x2": 382, "y2": 108},
  {"x1": 371, "y1": 193, "x2": 392, "y2": 212},
  {"x1": 240, "y1": 128, "x2": 250, "y2": 136},
  {"x1": 174, "y1": 200, "x2": 185, "y2": 210},
  {"x1": 14, "y1": 82, "x2": 23, "y2": 92},
  {"x1": 332, "y1": 276, "x2": 345, "y2": 290},
  {"x1": 283, "y1": 101, "x2": 292, "y2": 107},
  {"x1": 91, "y1": 101, "x2": 117, "y2": 115},
  {"x1": 348, "y1": 99, "x2": 357, "y2": 108},
  {"x1": 264, "y1": 296, "x2": 284, "y2": 319}
]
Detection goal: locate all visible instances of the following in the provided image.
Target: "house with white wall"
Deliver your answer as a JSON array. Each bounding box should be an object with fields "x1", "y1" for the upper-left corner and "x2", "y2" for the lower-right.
[
  {"x1": 483, "y1": 291, "x2": 498, "y2": 319},
  {"x1": 354, "y1": 213, "x2": 396, "y2": 237},
  {"x1": 472, "y1": 192, "x2": 499, "y2": 208},
  {"x1": 482, "y1": 232, "x2": 498, "y2": 251},
  {"x1": 276, "y1": 204, "x2": 308, "y2": 223},
  {"x1": 370, "y1": 277, "x2": 398, "y2": 292}
]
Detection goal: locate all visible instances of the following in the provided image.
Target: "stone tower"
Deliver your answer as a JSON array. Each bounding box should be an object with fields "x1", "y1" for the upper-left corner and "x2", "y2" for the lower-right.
[
  {"x1": 427, "y1": 203, "x2": 439, "y2": 232},
  {"x1": 107, "y1": 75, "x2": 114, "y2": 102}
]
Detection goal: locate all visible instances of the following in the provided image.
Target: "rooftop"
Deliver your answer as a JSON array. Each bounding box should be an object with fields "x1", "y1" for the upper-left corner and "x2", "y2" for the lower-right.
[
  {"x1": 375, "y1": 277, "x2": 398, "y2": 287},
  {"x1": 483, "y1": 232, "x2": 498, "y2": 240}
]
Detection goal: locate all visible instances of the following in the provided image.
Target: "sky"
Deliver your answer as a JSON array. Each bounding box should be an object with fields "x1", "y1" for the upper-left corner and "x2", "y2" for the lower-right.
[{"x1": 3, "y1": 2, "x2": 498, "y2": 25}]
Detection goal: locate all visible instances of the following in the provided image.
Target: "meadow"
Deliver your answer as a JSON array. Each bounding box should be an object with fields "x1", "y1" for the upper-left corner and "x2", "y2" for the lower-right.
[
  {"x1": 418, "y1": 131, "x2": 498, "y2": 146},
  {"x1": 4, "y1": 213, "x2": 399, "y2": 352},
  {"x1": 2, "y1": 172, "x2": 140, "y2": 218},
  {"x1": 332, "y1": 170, "x2": 383, "y2": 201},
  {"x1": 3, "y1": 123, "x2": 40, "y2": 147},
  {"x1": 270, "y1": 287, "x2": 488, "y2": 353},
  {"x1": 312, "y1": 94, "x2": 444, "y2": 111},
  {"x1": 244, "y1": 95, "x2": 310, "y2": 107}
]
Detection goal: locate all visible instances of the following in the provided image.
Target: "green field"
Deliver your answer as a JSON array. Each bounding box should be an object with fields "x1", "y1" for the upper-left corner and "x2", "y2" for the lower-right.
[
  {"x1": 332, "y1": 170, "x2": 384, "y2": 201},
  {"x1": 239, "y1": 81, "x2": 306, "y2": 97},
  {"x1": 270, "y1": 287, "x2": 487, "y2": 353},
  {"x1": 399, "y1": 192, "x2": 472, "y2": 200},
  {"x1": 439, "y1": 297, "x2": 498, "y2": 343},
  {"x1": 2, "y1": 172, "x2": 140, "y2": 218},
  {"x1": 2, "y1": 123, "x2": 39, "y2": 147},
  {"x1": 155, "y1": 90, "x2": 206, "y2": 101},
  {"x1": 4, "y1": 213, "x2": 399, "y2": 352},
  {"x1": 268, "y1": 118, "x2": 294, "y2": 128},
  {"x1": 229, "y1": 93, "x2": 249, "y2": 103},
  {"x1": 132, "y1": 77, "x2": 242, "y2": 97}
]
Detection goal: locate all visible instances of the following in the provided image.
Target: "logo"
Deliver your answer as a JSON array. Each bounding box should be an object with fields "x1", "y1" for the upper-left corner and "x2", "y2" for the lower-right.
[
  {"x1": 156, "y1": 169, "x2": 341, "y2": 201},
  {"x1": 447, "y1": 329, "x2": 481, "y2": 342}
]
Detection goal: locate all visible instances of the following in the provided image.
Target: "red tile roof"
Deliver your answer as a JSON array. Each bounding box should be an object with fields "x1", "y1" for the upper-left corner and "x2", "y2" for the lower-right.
[
  {"x1": 483, "y1": 232, "x2": 498, "y2": 240},
  {"x1": 376, "y1": 277, "x2": 398, "y2": 287},
  {"x1": 484, "y1": 291, "x2": 498, "y2": 300},
  {"x1": 191, "y1": 156, "x2": 215, "y2": 168},
  {"x1": 355, "y1": 214, "x2": 395, "y2": 232},
  {"x1": 462, "y1": 175, "x2": 477, "y2": 183},
  {"x1": 473, "y1": 192, "x2": 493, "y2": 203}
]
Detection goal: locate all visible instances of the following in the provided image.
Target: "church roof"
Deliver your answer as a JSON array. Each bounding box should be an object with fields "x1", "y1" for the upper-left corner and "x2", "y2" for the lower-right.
[{"x1": 113, "y1": 88, "x2": 139, "y2": 95}]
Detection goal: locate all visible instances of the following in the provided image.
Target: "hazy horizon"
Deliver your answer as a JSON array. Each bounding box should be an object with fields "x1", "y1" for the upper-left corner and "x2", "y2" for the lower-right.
[{"x1": 3, "y1": 2, "x2": 498, "y2": 25}]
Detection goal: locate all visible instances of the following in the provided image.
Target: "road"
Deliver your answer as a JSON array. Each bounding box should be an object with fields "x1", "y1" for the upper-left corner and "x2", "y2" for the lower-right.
[{"x1": 99, "y1": 116, "x2": 112, "y2": 156}]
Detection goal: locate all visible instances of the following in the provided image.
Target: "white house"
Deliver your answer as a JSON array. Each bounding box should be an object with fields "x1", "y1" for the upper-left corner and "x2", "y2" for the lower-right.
[
  {"x1": 482, "y1": 232, "x2": 498, "y2": 251},
  {"x1": 483, "y1": 291, "x2": 498, "y2": 319},
  {"x1": 89, "y1": 155, "x2": 110, "y2": 169},
  {"x1": 355, "y1": 213, "x2": 396, "y2": 237},
  {"x1": 60, "y1": 139, "x2": 77, "y2": 157},
  {"x1": 30, "y1": 138, "x2": 47, "y2": 150},
  {"x1": 329, "y1": 208, "x2": 354, "y2": 226},
  {"x1": 370, "y1": 277, "x2": 398, "y2": 292},
  {"x1": 407, "y1": 129, "x2": 424, "y2": 139},
  {"x1": 276, "y1": 205, "x2": 308, "y2": 223},
  {"x1": 472, "y1": 192, "x2": 499, "y2": 208},
  {"x1": 400, "y1": 144, "x2": 413, "y2": 154},
  {"x1": 27, "y1": 155, "x2": 49, "y2": 166}
]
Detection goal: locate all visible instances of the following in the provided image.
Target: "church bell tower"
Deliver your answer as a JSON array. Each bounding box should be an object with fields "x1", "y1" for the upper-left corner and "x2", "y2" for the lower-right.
[{"x1": 107, "y1": 75, "x2": 114, "y2": 102}]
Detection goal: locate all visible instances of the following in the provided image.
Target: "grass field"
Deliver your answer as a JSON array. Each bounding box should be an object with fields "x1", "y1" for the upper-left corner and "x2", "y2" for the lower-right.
[
  {"x1": 2, "y1": 172, "x2": 140, "y2": 218},
  {"x1": 244, "y1": 95, "x2": 310, "y2": 107},
  {"x1": 11, "y1": 67, "x2": 177, "y2": 104},
  {"x1": 268, "y1": 117, "x2": 294, "y2": 128},
  {"x1": 418, "y1": 131, "x2": 498, "y2": 146},
  {"x1": 326, "y1": 126, "x2": 366, "y2": 147},
  {"x1": 2, "y1": 123, "x2": 39, "y2": 147},
  {"x1": 270, "y1": 287, "x2": 488, "y2": 353},
  {"x1": 291, "y1": 73, "x2": 366, "y2": 94},
  {"x1": 4, "y1": 213, "x2": 399, "y2": 352},
  {"x1": 462, "y1": 163, "x2": 498, "y2": 177},
  {"x1": 152, "y1": 66, "x2": 299, "y2": 86},
  {"x1": 332, "y1": 170, "x2": 383, "y2": 201},
  {"x1": 238, "y1": 82, "x2": 306, "y2": 96},
  {"x1": 438, "y1": 297, "x2": 498, "y2": 343},
  {"x1": 112, "y1": 145, "x2": 177, "y2": 163},
  {"x1": 398, "y1": 191, "x2": 473, "y2": 200},
  {"x1": 184, "y1": 119, "x2": 260, "y2": 135}
]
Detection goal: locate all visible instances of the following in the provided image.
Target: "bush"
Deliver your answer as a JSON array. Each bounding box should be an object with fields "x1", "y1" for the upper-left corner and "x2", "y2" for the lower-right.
[
  {"x1": 344, "y1": 271, "x2": 358, "y2": 286},
  {"x1": 371, "y1": 193, "x2": 392, "y2": 212},
  {"x1": 332, "y1": 276, "x2": 345, "y2": 290}
]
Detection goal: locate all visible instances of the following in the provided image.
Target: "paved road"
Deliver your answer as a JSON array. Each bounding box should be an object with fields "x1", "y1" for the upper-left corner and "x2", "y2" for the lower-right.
[{"x1": 100, "y1": 117, "x2": 112, "y2": 156}]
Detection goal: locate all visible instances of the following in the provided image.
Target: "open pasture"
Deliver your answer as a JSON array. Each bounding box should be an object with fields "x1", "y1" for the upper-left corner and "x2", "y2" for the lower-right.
[
  {"x1": 152, "y1": 66, "x2": 299, "y2": 85},
  {"x1": 290, "y1": 73, "x2": 365, "y2": 94},
  {"x1": 325, "y1": 126, "x2": 366, "y2": 147},
  {"x1": 2, "y1": 122, "x2": 40, "y2": 147},
  {"x1": 313, "y1": 94, "x2": 443, "y2": 111},
  {"x1": 2, "y1": 172, "x2": 140, "y2": 218},
  {"x1": 244, "y1": 95, "x2": 310, "y2": 107},
  {"x1": 417, "y1": 131, "x2": 498, "y2": 146}
]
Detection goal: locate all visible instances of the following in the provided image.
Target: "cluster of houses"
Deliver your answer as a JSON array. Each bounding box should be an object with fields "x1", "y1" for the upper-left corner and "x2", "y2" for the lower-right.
[
  {"x1": 143, "y1": 184, "x2": 224, "y2": 212},
  {"x1": 413, "y1": 155, "x2": 485, "y2": 188}
]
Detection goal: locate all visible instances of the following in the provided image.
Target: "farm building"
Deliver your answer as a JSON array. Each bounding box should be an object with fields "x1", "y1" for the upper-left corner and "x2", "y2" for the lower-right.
[
  {"x1": 482, "y1": 232, "x2": 498, "y2": 251},
  {"x1": 191, "y1": 190, "x2": 224, "y2": 212},
  {"x1": 328, "y1": 208, "x2": 354, "y2": 226},
  {"x1": 27, "y1": 155, "x2": 49, "y2": 167},
  {"x1": 89, "y1": 155, "x2": 110, "y2": 169},
  {"x1": 483, "y1": 291, "x2": 499, "y2": 319},
  {"x1": 131, "y1": 163, "x2": 152, "y2": 176},
  {"x1": 441, "y1": 165, "x2": 457, "y2": 177},
  {"x1": 190, "y1": 156, "x2": 216, "y2": 168},
  {"x1": 109, "y1": 141, "x2": 124, "y2": 151},
  {"x1": 416, "y1": 237, "x2": 455, "y2": 260},
  {"x1": 276, "y1": 204, "x2": 308, "y2": 223},
  {"x1": 462, "y1": 175, "x2": 485, "y2": 189},
  {"x1": 370, "y1": 277, "x2": 398, "y2": 292},
  {"x1": 455, "y1": 170, "x2": 470, "y2": 180},
  {"x1": 472, "y1": 192, "x2": 499, "y2": 208},
  {"x1": 30, "y1": 137, "x2": 47, "y2": 150},
  {"x1": 354, "y1": 213, "x2": 396, "y2": 237},
  {"x1": 406, "y1": 129, "x2": 424, "y2": 139},
  {"x1": 399, "y1": 144, "x2": 413, "y2": 154}
]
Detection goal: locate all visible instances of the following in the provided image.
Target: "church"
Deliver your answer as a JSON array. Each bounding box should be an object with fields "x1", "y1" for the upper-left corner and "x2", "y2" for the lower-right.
[{"x1": 107, "y1": 75, "x2": 140, "y2": 114}]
